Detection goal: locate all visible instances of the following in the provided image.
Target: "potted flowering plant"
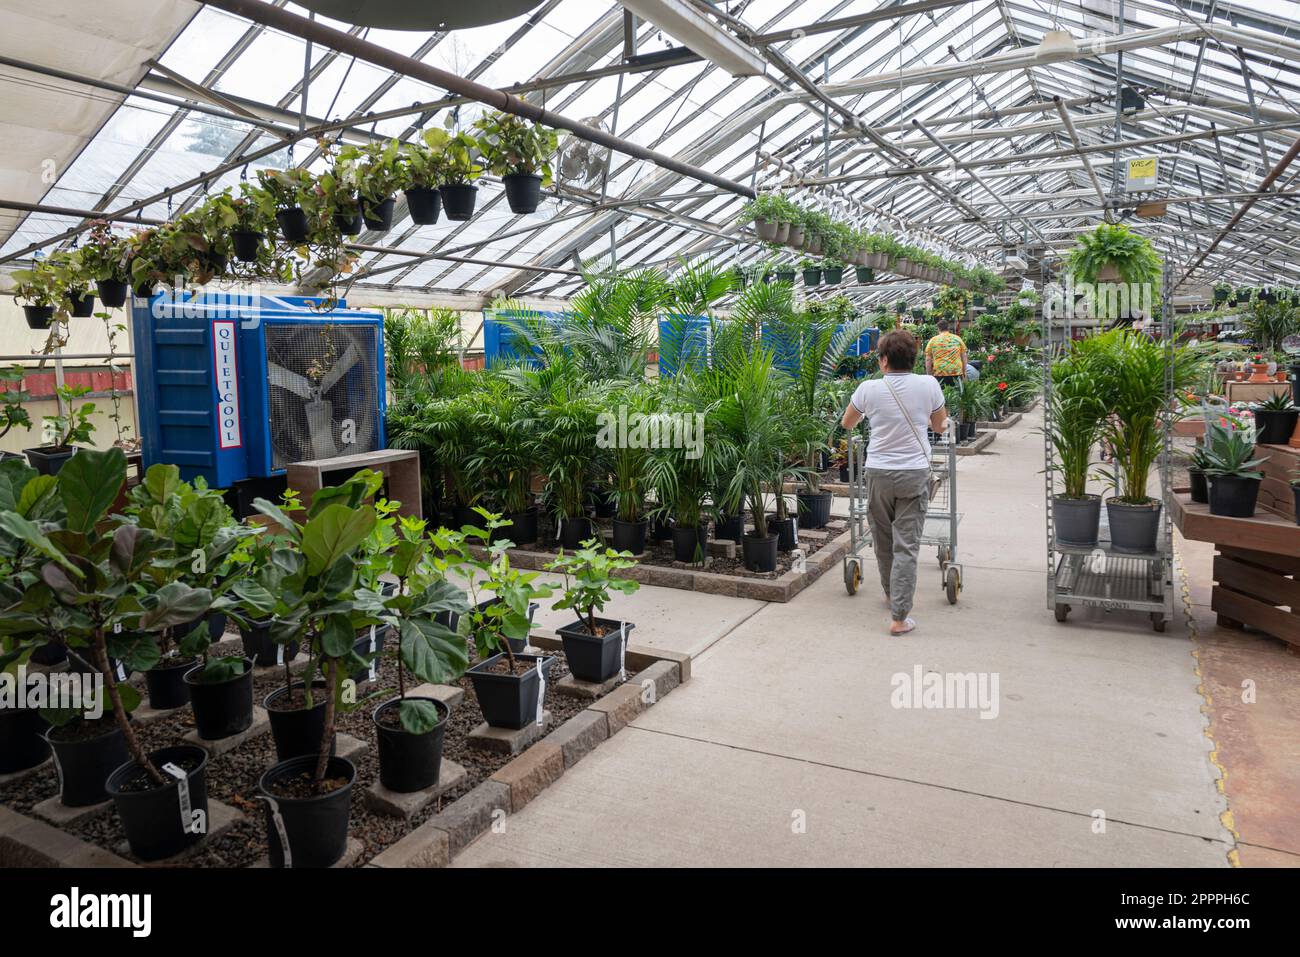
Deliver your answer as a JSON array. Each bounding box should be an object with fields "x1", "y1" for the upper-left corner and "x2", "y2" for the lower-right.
[{"x1": 474, "y1": 111, "x2": 559, "y2": 214}]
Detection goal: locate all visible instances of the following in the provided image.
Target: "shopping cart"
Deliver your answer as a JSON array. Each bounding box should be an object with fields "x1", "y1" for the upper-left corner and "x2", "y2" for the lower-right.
[{"x1": 843, "y1": 420, "x2": 964, "y2": 604}]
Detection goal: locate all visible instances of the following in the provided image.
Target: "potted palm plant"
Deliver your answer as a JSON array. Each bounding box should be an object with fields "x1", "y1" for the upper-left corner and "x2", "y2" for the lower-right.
[
  {"x1": 537, "y1": 382, "x2": 604, "y2": 549},
  {"x1": 475, "y1": 111, "x2": 559, "y2": 215},
  {"x1": 465, "y1": 386, "x2": 539, "y2": 544},
  {"x1": 606, "y1": 385, "x2": 655, "y2": 554},
  {"x1": 547, "y1": 541, "x2": 640, "y2": 684},
  {"x1": 438, "y1": 129, "x2": 483, "y2": 221},
  {"x1": 1202, "y1": 423, "x2": 1268, "y2": 518},
  {"x1": 1048, "y1": 340, "x2": 1111, "y2": 546}
]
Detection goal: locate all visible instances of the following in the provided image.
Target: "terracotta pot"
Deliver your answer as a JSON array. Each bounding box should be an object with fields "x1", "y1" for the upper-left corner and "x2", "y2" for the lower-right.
[{"x1": 1247, "y1": 363, "x2": 1272, "y2": 383}]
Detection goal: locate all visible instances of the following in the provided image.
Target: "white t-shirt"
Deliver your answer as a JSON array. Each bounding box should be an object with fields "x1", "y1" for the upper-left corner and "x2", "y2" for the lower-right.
[{"x1": 850, "y1": 373, "x2": 946, "y2": 470}]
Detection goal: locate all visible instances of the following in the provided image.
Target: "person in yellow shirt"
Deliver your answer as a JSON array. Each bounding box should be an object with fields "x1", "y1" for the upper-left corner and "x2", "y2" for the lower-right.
[{"x1": 924, "y1": 320, "x2": 968, "y2": 389}]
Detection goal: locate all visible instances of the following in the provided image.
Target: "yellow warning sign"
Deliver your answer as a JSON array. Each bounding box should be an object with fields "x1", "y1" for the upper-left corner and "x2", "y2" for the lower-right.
[{"x1": 1126, "y1": 157, "x2": 1158, "y2": 190}]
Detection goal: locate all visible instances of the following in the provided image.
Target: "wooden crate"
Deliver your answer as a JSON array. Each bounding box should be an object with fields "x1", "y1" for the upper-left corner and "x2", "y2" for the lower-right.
[
  {"x1": 1226, "y1": 380, "x2": 1290, "y2": 405},
  {"x1": 285, "y1": 449, "x2": 422, "y2": 520},
  {"x1": 1257, "y1": 443, "x2": 1299, "y2": 518}
]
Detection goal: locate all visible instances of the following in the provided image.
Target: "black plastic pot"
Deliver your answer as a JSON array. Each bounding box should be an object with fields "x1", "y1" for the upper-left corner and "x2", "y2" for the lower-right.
[
  {"x1": 557, "y1": 618, "x2": 635, "y2": 683},
  {"x1": 467, "y1": 653, "x2": 553, "y2": 730},
  {"x1": 803, "y1": 268, "x2": 822, "y2": 286},
  {"x1": 767, "y1": 515, "x2": 797, "y2": 553},
  {"x1": 588, "y1": 487, "x2": 616, "y2": 518},
  {"x1": 333, "y1": 210, "x2": 363, "y2": 236},
  {"x1": 651, "y1": 518, "x2": 674, "y2": 542},
  {"x1": 206, "y1": 253, "x2": 228, "y2": 276},
  {"x1": 144, "y1": 658, "x2": 194, "y2": 711},
  {"x1": 106, "y1": 744, "x2": 208, "y2": 861},
  {"x1": 797, "y1": 491, "x2": 833, "y2": 529},
  {"x1": 823, "y1": 266, "x2": 844, "y2": 284},
  {"x1": 23, "y1": 305, "x2": 53, "y2": 330},
  {"x1": 453, "y1": 503, "x2": 481, "y2": 531},
  {"x1": 183, "y1": 657, "x2": 254, "y2": 741},
  {"x1": 855, "y1": 266, "x2": 875, "y2": 284},
  {"x1": 1053, "y1": 495, "x2": 1101, "y2": 547},
  {"x1": 265, "y1": 682, "x2": 335, "y2": 763},
  {"x1": 30, "y1": 640, "x2": 67, "y2": 666},
  {"x1": 258, "y1": 755, "x2": 355, "y2": 868},
  {"x1": 559, "y1": 516, "x2": 594, "y2": 550},
  {"x1": 362, "y1": 196, "x2": 396, "y2": 231},
  {"x1": 505, "y1": 506, "x2": 539, "y2": 545},
  {"x1": 1106, "y1": 500, "x2": 1162, "y2": 554},
  {"x1": 612, "y1": 518, "x2": 648, "y2": 554},
  {"x1": 671, "y1": 524, "x2": 707, "y2": 563},
  {"x1": 960, "y1": 421, "x2": 978, "y2": 442},
  {"x1": 231, "y1": 230, "x2": 264, "y2": 262},
  {"x1": 405, "y1": 186, "x2": 442, "y2": 225},
  {"x1": 68, "y1": 291, "x2": 95, "y2": 317},
  {"x1": 0, "y1": 707, "x2": 49, "y2": 774},
  {"x1": 714, "y1": 513, "x2": 743, "y2": 542},
  {"x1": 276, "y1": 207, "x2": 310, "y2": 243},
  {"x1": 1293, "y1": 484, "x2": 1300, "y2": 525},
  {"x1": 24, "y1": 446, "x2": 76, "y2": 476},
  {"x1": 97, "y1": 279, "x2": 128, "y2": 308},
  {"x1": 776, "y1": 269, "x2": 796, "y2": 284},
  {"x1": 174, "y1": 612, "x2": 228, "y2": 646},
  {"x1": 45, "y1": 721, "x2": 128, "y2": 807},
  {"x1": 350, "y1": 625, "x2": 389, "y2": 685},
  {"x1": 1254, "y1": 408, "x2": 1298, "y2": 445},
  {"x1": 240, "y1": 618, "x2": 299, "y2": 667},
  {"x1": 742, "y1": 532, "x2": 779, "y2": 572},
  {"x1": 1188, "y1": 470, "x2": 1209, "y2": 505},
  {"x1": 439, "y1": 184, "x2": 478, "y2": 221},
  {"x1": 1208, "y1": 475, "x2": 1261, "y2": 518},
  {"x1": 502, "y1": 173, "x2": 543, "y2": 214},
  {"x1": 374, "y1": 697, "x2": 448, "y2": 793}
]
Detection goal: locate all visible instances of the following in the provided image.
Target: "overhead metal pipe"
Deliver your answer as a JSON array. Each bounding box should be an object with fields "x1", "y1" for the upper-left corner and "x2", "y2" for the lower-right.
[
  {"x1": 1053, "y1": 97, "x2": 1112, "y2": 222},
  {"x1": 199, "y1": 0, "x2": 754, "y2": 200}
]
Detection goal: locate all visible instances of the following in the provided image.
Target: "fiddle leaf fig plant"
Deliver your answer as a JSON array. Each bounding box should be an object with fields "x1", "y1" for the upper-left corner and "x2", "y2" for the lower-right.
[{"x1": 545, "y1": 540, "x2": 640, "y2": 636}]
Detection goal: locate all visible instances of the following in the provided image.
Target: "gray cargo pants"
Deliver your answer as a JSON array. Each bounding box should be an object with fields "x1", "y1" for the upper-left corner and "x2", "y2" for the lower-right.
[{"x1": 865, "y1": 468, "x2": 930, "y2": 621}]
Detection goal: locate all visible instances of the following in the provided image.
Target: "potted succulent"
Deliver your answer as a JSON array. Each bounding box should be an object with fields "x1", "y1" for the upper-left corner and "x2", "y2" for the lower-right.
[
  {"x1": 474, "y1": 111, "x2": 559, "y2": 214},
  {"x1": 24, "y1": 384, "x2": 95, "y2": 476},
  {"x1": 1202, "y1": 423, "x2": 1268, "y2": 518},
  {"x1": 452, "y1": 513, "x2": 556, "y2": 730},
  {"x1": 1048, "y1": 340, "x2": 1111, "y2": 545},
  {"x1": 403, "y1": 127, "x2": 450, "y2": 224},
  {"x1": 1252, "y1": 392, "x2": 1298, "y2": 444},
  {"x1": 547, "y1": 541, "x2": 640, "y2": 684},
  {"x1": 1187, "y1": 443, "x2": 1212, "y2": 505},
  {"x1": 438, "y1": 129, "x2": 484, "y2": 221},
  {"x1": 10, "y1": 263, "x2": 59, "y2": 329},
  {"x1": 76, "y1": 221, "x2": 132, "y2": 308}
]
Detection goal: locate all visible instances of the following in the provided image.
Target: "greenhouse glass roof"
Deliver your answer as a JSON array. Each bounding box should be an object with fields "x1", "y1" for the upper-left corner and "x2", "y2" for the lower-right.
[{"x1": 2, "y1": 0, "x2": 1299, "y2": 304}]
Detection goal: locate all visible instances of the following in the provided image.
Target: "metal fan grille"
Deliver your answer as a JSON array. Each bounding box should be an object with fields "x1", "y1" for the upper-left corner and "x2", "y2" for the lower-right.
[{"x1": 264, "y1": 323, "x2": 381, "y2": 471}]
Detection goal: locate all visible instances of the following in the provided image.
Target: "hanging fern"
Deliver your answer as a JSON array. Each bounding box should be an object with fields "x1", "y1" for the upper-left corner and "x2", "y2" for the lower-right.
[{"x1": 1065, "y1": 223, "x2": 1162, "y2": 287}]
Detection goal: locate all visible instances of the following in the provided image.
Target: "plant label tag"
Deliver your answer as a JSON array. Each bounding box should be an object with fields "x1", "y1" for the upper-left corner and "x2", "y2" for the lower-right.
[
  {"x1": 792, "y1": 515, "x2": 799, "y2": 546},
  {"x1": 618, "y1": 622, "x2": 627, "y2": 682},
  {"x1": 260, "y1": 796, "x2": 292, "y2": 868},
  {"x1": 50, "y1": 746, "x2": 64, "y2": 796},
  {"x1": 535, "y1": 658, "x2": 546, "y2": 727},
  {"x1": 276, "y1": 642, "x2": 285, "y2": 666},
  {"x1": 115, "y1": 662, "x2": 127, "y2": 682},
  {"x1": 113, "y1": 622, "x2": 122, "y2": 634},
  {"x1": 162, "y1": 762, "x2": 193, "y2": 833},
  {"x1": 368, "y1": 626, "x2": 378, "y2": 682}
]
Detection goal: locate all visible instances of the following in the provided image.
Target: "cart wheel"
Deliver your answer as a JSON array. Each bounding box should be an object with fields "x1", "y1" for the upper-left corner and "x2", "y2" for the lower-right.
[
  {"x1": 1151, "y1": 613, "x2": 1167, "y2": 633},
  {"x1": 1054, "y1": 603, "x2": 1070, "y2": 622},
  {"x1": 844, "y1": 560, "x2": 861, "y2": 596},
  {"x1": 937, "y1": 545, "x2": 951, "y2": 569},
  {"x1": 945, "y1": 565, "x2": 961, "y2": 604}
]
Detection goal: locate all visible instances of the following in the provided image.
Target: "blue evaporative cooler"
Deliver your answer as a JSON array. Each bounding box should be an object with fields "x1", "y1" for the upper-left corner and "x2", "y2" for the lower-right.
[{"x1": 132, "y1": 290, "x2": 386, "y2": 488}]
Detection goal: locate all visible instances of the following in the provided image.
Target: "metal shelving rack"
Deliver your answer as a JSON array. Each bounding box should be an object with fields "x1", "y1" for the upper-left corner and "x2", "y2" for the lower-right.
[{"x1": 1042, "y1": 266, "x2": 1176, "y2": 632}]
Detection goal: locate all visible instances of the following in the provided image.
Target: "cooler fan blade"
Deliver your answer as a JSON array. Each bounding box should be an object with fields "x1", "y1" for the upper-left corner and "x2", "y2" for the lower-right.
[
  {"x1": 267, "y1": 362, "x2": 314, "y2": 400},
  {"x1": 304, "y1": 399, "x2": 339, "y2": 460},
  {"x1": 318, "y1": 342, "x2": 362, "y2": 395}
]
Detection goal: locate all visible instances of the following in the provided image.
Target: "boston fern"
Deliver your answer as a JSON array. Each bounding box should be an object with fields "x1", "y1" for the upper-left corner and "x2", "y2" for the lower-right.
[{"x1": 1065, "y1": 223, "x2": 1162, "y2": 286}]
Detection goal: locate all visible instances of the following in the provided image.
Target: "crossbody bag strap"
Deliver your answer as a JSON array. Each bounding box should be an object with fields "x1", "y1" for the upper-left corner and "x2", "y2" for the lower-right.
[{"x1": 882, "y1": 376, "x2": 931, "y2": 458}]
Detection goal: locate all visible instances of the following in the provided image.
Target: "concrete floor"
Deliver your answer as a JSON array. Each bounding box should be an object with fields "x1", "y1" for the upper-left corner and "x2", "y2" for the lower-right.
[{"x1": 455, "y1": 411, "x2": 1274, "y2": 867}]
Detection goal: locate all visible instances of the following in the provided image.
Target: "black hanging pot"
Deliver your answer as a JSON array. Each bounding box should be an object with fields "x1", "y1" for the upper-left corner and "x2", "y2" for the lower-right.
[
  {"x1": 1052, "y1": 495, "x2": 1101, "y2": 547},
  {"x1": 467, "y1": 653, "x2": 553, "y2": 730},
  {"x1": 671, "y1": 524, "x2": 708, "y2": 563},
  {"x1": 803, "y1": 268, "x2": 822, "y2": 286},
  {"x1": 362, "y1": 196, "x2": 396, "y2": 231},
  {"x1": 183, "y1": 657, "x2": 254, "y2": 741},
  {"x1": 612, "y1": 518, "x2": 648, "y2": 554},
  {"x1": 797, "y1": 491, "x2": 833, "y2": 529},
  {"x1": 559, "y1": 515, "x2": 594, "y2": 550},
  {"x1": 265, "y1": 681, "x2": 336, "y2": 764},
  {"x1": 742, "y1": 532, "x2": 779, "y2": 573},
  {"x1": 276, "y1": 207, "x2": 311, "y2": 243},
  {"x1": 24, "y1": 446, "x2": 77, "y2": 476},
  {"x1": 45, "y1": 720, "x2": 129, "y2": 807},
  {"x1": 502, "y1": 173, "x2": 543, "y2": 214},
  {"x1": 767, "y1": 515, "x2": 797, "y2": 553},
  {"x1": 1253, "y1": 409, "x2": 1298, "y2": 445},
  {"x1": 144, "y1": 657, "x2": 195, "y2": 711},
  {"x1": 776, "y1": 269, "x2": 796, "y2": 284},
  {"x1": 1105, "y1": 500, "x2": 1162, "y2": 554},
  {"x1": 557, "y1": 618, "x2": 635, "y2": 684},
  {"x1": 405, "y1": 186, "x2": 442, "y2": 225},
  {"x1": 349, "y1": 624, "x2": 389, "y2": 685},
  {"x1": 855, "y1": 266, "x2": 875, "y2": 284},
  {"x1": 1188, "y1": 470, "x2": 1209, "y2": 505},
  {"x1": 1208, "y1": 475, "x2": 1261, "y2": 518},
  {"x1": 240, "y1": 618, "x2": 299, "y2": 668},
  {"x1": 258, "y1": 755, "x2": 356, "y2": 868},
  {"x1": 68, "y1": 291, "x2": 96, "y2": 317},
  {"x1": 333, "y1": 210, "x2": 363, "y2": 236},
  {"x1": 205, "y1": 253, "x2": 229, "y2": 277},
  {"x1": 231, "y1": 230, "x2": 264, "y2": 262},
  {"x1": 714, "y1": 513, "x2": 743, "y2": 542},
  {"x1": 106, "y1": 744, "x2": 208, "y2": 862},
  {"x1": 23, "y1": 305, "x2": 54, "y2": 330},
  {"x1": 373, "y1": 696, "x2": 448, "y2": 793},
  {"x1": 823, "y1": 266, "x2": 844, "y2": 284},
  {"x1": 97, "y1": 279, "x2": 129, "y2": 308},
  {"x1": 0, "y1": 706, "x2": 49, "y2": 774},
  {"x1": 439, "y1": 184, "x2": 478, "y2": 221}
]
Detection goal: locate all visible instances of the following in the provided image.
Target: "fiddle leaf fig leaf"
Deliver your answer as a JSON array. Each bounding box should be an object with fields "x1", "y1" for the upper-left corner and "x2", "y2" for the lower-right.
[{"x1": 58, "y1": 447, "x2": 126, "y2": 534}]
